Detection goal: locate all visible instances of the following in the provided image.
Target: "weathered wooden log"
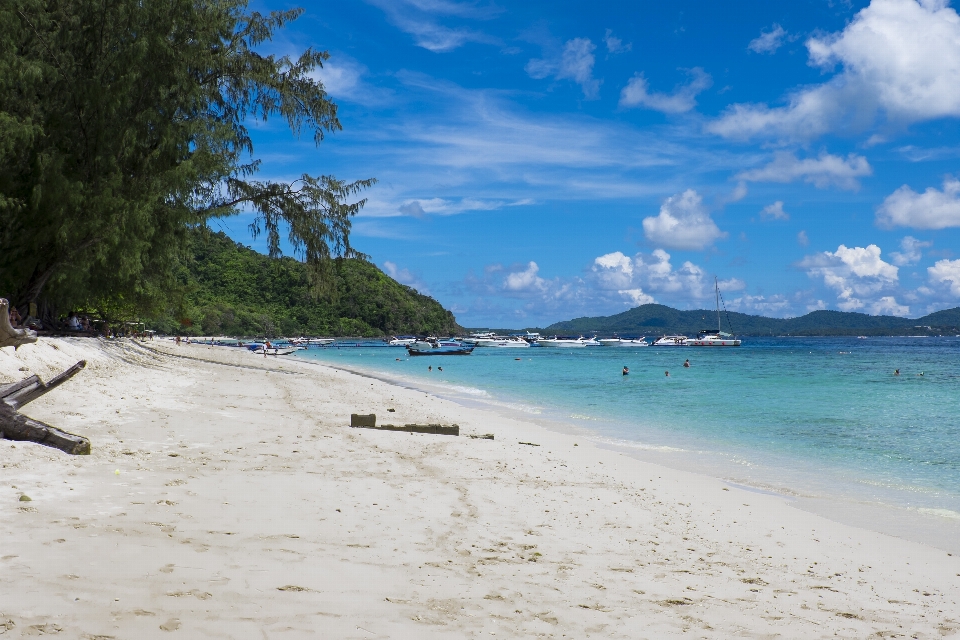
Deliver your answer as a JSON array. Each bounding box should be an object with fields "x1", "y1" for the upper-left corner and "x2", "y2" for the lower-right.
[
  {"x1": 351, "y1": 422, "x2": 459, "y2": 436},
  {"x1": 0, "y1": 298, "x2": 37, "y2": 349},
  {"x1": 1, "y1": 360, "x2": 86, "y2": 410},
  {"x1": 0, "y1": 361, "x2": 91, "y2": 455},
  {"x1": 0, "y1": 403, "x2": 91, "y2": 455}
]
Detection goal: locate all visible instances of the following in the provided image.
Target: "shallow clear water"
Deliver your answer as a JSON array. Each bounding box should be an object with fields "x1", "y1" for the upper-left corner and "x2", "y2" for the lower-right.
[{"x1": 296, "y1": 337, "x2": 960, "y2": 516}]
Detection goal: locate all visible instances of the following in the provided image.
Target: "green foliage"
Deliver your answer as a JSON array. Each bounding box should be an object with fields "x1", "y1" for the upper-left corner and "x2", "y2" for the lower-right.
[
  {"x1": 153, "y1": 230, "x2": 460, "y2": 337},
  {"x1": 545, "y1": 303, "x2": 960, "y2": 336},
  {"x1": 0, "y1": 0, "x2": 372, "y2": 317}
]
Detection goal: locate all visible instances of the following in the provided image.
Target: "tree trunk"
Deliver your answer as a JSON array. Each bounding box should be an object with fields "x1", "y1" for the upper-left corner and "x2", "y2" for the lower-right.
[{"x1": 0, "y1": 298, "x2": 38, "y2": 349}]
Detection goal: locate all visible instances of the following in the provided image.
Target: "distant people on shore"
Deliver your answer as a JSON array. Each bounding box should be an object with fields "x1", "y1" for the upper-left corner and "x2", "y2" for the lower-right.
[
  {"x1": 8, "y1": 305, "x2": 21, "y2": 328},
  {"x1": 683, "y1": 359, "x2": 690, "y2": 368},
  {"x1": 66, "y1": 312, "x2": 81, "y2": 331}
]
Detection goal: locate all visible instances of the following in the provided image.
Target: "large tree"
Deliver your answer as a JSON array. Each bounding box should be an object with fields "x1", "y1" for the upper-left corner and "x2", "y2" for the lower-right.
[{"x1": 0, "y1": 0, "x2": 372, "y2": 320}]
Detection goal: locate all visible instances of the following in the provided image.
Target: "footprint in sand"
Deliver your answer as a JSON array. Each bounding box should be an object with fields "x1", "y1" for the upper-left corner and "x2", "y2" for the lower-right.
[{"x1": 160, "y1": 618, "x2": 180, "y2": 631}]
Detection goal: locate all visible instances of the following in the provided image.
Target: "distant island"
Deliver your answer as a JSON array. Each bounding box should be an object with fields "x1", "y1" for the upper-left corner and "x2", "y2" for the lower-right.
[
  {"x1": 148, "y1": 230, "x2": 460, "y2": 337},
  {"x1": 537, "y1": 304, "x2": 960, "y2": 337}
]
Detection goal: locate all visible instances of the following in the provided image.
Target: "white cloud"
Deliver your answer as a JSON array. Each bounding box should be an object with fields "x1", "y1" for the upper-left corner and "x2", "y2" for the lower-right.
[
  {"x1": 604, "y1": 29, "x2": 631, "y2": 54},
  {"x1": 928, "y1": 258, "x2": 960, "y2": 295},
  {"x1": 890, "y1": 235, "x2": 932, "y2": 265},
  {"x1": 642, "y1": 189, "x2": 727, "y2": 250},
  {"x1": 760, "y1": 201, "x2": 789, "y2": 220},
  {"x1": 727, "y1": 293, "x2": 792, "y2": 316},
  {"x1": 797, "y1": 230, "x2": 809, "y2": 246},
  {"x1": 798, "y1": 244, "x2": 899, "y2": 311},
  {"x1": 591, "y1": 249, "x2": 718, "y2": 303},
  {"x1": 870, "y1": 295, "x2": 910, "y2": 315},
  {"x1": 876, "y1": 176, "x2": 960, "y2": 229},
  {"x1": 383, "y1": 261, "x2": 431, "y2": 294},
  {"x1": 394, "y1": 197, "x2": 526, "y2": 217},
  {"x1": 504, "y1": 261, "x2": 546, "y2": 292},
  {"x1": 748, "y1": 24, "x2": 788, "y2": 54},
  {"x1": 736, "y1": 152, "x2": 872, "y2": 190},
  {"x1": 710, "y1": 0, "x2": 960, "y2": 140},
  {"x1": 369, "y1": 0, "x2": 499, "y2": 52},
  {"x1": 527, "y1": 38, "x2": 601, "y2": 99},
  {"x1": 727, "y1": 181, "x2": 748, "y2": 203},
  {"x1": 619, "y1": 68, "x2": 712, "y2": 113}
]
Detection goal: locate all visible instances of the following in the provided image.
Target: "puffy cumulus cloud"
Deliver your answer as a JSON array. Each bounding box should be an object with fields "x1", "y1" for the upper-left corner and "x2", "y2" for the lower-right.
[
  {"x1": 876, "y1": 176, "x2": 960, "y2": 229},
  {"x1": 798, "y1": 244, "x2": 900, "y2": 311},
  {"x1": 619, "y1": 68, "x2": 712, "y2": 113},
  {"x1": 383, "y1": 261, "x2": 430, "y2": 294},
  {"x1": 927, "y1": 258, "x2": 960, "y2": 295},
  {"x1": 503, "y1": 261, "x2": 547, "y2": 292},
  {"x1": 710, "y1": 0, "x2": 960, "y2": 141},
  {"x1": 869, "y1": 296, "x2": 910, "y2": 316},
  {"x1": 736, "y1": 152, "x2": 872, "y2": 190},
  {"x1": 527, "y1": 38, "x2": 601, "y2": 99},
  {"x1": 890, "y1": 236, "x2": 932, "y2": 265},
  {"x1": 748, "y1": 24, "x2": 788, "y2": 54},
  {"x1": 760, "y1": 201, "x2": 789, "y2": 220},
  {"x1": 642, "y1": 190, "x2": 727, "y2": 250},
  {"x1": 590, "y1": 249, "x2": 717, "y2": 304}
]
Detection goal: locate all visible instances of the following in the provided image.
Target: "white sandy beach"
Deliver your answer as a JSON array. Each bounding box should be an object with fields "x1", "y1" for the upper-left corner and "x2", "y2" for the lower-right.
[{"x1": 1, "y1": 337, "x2": 958, "y2": 638}]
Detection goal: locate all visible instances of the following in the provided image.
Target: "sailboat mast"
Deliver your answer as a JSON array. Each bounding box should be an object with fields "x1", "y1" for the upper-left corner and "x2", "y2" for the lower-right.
[{"x1": 715, "y1": 277, "x2": 721, "y2": 333}]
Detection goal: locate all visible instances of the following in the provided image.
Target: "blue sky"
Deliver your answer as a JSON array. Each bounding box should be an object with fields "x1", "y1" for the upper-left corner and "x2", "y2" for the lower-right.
[{"x1": 222, "y1": 0, "x2": 960, "y2": 327}]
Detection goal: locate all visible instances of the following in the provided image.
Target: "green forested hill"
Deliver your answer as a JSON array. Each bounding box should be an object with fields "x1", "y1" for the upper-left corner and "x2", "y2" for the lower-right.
[
  {"x1": 149, "y1": 231, "x2": 460, "y2": 337},
  {"x1": 544, "y1": 304, "x2": 960, "y2": 337}
]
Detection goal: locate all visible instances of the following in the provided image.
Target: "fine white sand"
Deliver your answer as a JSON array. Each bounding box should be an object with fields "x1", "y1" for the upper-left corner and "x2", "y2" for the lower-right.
[{"x1": 1, "y1": 337, "x2": 958, "y2": 638}]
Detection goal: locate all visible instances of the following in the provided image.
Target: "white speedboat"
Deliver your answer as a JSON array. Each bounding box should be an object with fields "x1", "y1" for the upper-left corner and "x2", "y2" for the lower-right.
[
  {"x1": 290, "y1": 337, "x2": 335, "y2": 346},
  {"x1": 685, "y1": 278, "x2": 741, "y2": 347},
  {"x1": 461, "y1": 331, "x2": 496, "y2": 345},
  {"x1": 388, "y1": 335, "x2": 418, "y2": 346},
  {"x1": 254, "y1": 346, "x2": 299, "y2": 356},
  {"x1": 581, "y1": 337, "x2": 602, "y2": 346},
  {"x1": 538, "y1": 336, "x2": 588, "y2": 347},
  {"x1": 598, "y1": 337, "x2": 649, "y2": 347},
  {"x1": 475, "y1": 336, "x2": 530, "y2": 348},
  {"x1": 652, "y1": 335, "x2": 688, "y2": 346}
]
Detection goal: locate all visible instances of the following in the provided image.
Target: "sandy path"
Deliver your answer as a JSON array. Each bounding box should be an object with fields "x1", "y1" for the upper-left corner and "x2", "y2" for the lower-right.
[{"x1": 1, "y1": 338, "x2": 958, "y2": 639}]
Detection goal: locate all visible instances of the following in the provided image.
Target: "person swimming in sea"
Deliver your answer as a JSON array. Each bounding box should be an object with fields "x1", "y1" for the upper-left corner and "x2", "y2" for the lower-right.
[
  {"x1": 894, "y1": 368, "x2": 900, "y2": 376},
  {"x1": 622, "y1": 366, "x2": 629, "y2": 375},
  {"x1": 665, "y1": 371, "x2": 670, "y2": 377},
  {"x1": 683, "y1": 359, "x2": 690, "y2": 368},
  {"x1": 428, "y1": 365, "x2": 432, "y2": 371},
  {"x1": 438, "y1": 366, "x2": 443, "y2": 372}
]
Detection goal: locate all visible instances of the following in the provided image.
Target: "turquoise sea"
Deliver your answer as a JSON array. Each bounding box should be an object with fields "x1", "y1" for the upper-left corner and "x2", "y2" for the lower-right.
[{"x1": 295, "y1": 337, "x2": 960, "y2": 538}]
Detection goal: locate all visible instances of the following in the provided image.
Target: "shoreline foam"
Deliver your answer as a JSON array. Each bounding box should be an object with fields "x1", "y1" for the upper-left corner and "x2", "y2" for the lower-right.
[{"x1": 1, "y1": 337, "x2": 958, "y2": 637}]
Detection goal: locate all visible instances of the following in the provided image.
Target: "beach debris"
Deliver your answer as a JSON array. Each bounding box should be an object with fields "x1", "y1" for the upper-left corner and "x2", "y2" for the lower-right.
[
  {"x1": 0, "y1": 360, "x2": 90, "y2": 454},
  {"x1": 159, "y1": 618, "x2": 181, "y2": 631},
  {"x1": 351, "y1": 413, "x2": 377, "y2": 428},
  {"x1": 278, "y1": 585, "x2": 311, "y2": 592},
  {"x1": 468, "y1": 433, "x2": 495, "y2": 440},
  {"x1": 0, "y1": 298, "x2": 37, "y2": 349},
  {"x1": 519, "y1": 442, "x2": 540, "y2": 447},
  {"x1": 387, "y1": 408, "x2": 396, "y2": 412},
  {"x1": 18, "y1": 494, "x2": 31, "y2": 502},
  {"x1": 355, "y1": 422, "x2": 459, "y2": 436}
]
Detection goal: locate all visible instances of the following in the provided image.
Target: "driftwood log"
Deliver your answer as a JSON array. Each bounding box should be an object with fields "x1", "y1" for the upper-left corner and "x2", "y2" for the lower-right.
[
  {"x1": 0, "y1": 298, "x2": 38, "y2": 349},
  {"x1": 1, "y1": 360, "x2": 90, "y2": 455}
]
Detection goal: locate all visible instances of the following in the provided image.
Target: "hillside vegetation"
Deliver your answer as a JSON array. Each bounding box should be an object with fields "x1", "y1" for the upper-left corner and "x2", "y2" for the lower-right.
[
  {"x1": 149, "y1": 231, "x2": 459, "y2": 337},
  {"x1": 544, "y1": 304, "x2": 960, "y2": 337}
]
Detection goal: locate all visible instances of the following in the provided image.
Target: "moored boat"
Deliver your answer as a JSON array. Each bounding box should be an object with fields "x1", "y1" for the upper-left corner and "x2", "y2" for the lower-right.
[
  {"x1": 685, "y1": 277, "x2": 741, "y2": 347},
  {"x1": 598, "y1": 337, "x2": 649, "y2": 347},
  {"x1": 475, "y1": 336, "x2": 531, "y2": 348},
  {"x1": 407, "y1": 339, "x2": 474, "y2": 356},
  {"x1": 388, "y1": 335, "x2": 418, "y2": 346},
  {"x1": 538, "y1": 336, "x2": 588, "y2": 347},
  {"x1": 652, "y1": 335, "x2": 688, "y2": 346}
]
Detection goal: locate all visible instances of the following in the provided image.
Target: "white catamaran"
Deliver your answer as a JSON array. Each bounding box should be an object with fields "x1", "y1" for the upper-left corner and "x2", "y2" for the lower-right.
[{"x1": 686, "y1": 277, "x2": 741, "y2": 347}]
